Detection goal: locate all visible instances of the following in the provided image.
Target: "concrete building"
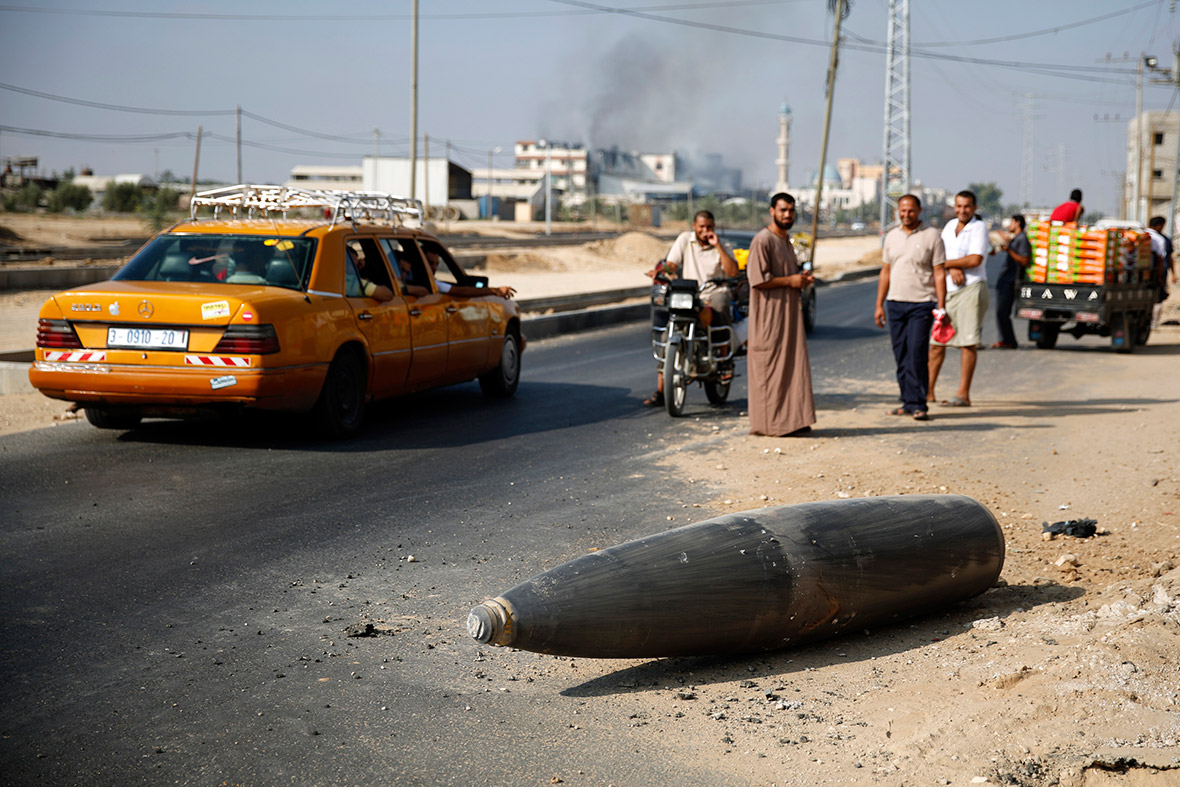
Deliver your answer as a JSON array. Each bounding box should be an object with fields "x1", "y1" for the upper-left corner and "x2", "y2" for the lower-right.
[
  {"x1": 285, "y1": 165, "x2": 363, "y2": 192},
  {"x1": 1125, "y1": 110, "x2": 1179, "y2": 225},
  {"x1": 70, "y1": 173, "x2": 158, "y2": 208},
  {"x1": 514, "y1": 141, "x2": 588, "y2": 195}
]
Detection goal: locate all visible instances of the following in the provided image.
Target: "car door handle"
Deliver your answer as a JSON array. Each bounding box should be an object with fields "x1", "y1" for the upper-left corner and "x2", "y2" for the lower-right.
[
  {"x1": 409, "y1": 308, "x2": 422, "y2": 316},
  {"x1": 445, "y1": 305, "x2": 458, "y2": 314},
  {"x1": 358, "y1": 312, "x2": 374, "y2": 320}
]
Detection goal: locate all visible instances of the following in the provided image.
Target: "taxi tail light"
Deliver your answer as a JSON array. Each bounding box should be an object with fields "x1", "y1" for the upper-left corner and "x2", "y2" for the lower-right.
[
  {"x1": 36, "y1": 318, "x2": 83, "y2": 349},
  {"x1": 213, "y1": 324, "x2": 280, "y2": 354}
]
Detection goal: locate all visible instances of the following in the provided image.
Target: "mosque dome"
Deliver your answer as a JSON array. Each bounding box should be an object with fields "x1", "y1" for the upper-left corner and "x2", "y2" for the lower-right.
[{"x1": 810, "y1": 164, "x2": 843, "y2": 189}]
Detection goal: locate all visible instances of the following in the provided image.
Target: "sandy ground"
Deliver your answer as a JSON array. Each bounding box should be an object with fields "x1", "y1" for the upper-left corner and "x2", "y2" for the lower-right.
[
  {"x1": 5, "y1": 215, "x2": 1179, "y2": 784},
  {"x1": 461, "y1": 319, "x2": 1180, "y2": 787}
]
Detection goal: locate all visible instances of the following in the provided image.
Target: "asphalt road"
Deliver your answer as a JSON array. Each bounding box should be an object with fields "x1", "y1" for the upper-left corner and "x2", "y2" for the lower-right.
[{"x1": 0, "y1": 274, "x2": 1088, "y2": 785}]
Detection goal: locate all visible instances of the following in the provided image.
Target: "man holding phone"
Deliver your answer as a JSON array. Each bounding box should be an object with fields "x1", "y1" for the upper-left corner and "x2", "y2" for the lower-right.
[{"x1": 644, "y1": 210, "x2": 739, "y2": 406}]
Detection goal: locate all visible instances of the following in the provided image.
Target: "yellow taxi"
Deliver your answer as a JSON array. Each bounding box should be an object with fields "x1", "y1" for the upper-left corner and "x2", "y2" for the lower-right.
[{"x1": 29, "y1": 186, "x2": 523, "y2": 437}]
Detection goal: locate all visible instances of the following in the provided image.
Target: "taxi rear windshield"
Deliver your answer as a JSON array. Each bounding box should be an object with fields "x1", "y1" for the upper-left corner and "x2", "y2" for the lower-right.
[{"x1": 114, "y1": 234, "x2": 316, "y2": 291}]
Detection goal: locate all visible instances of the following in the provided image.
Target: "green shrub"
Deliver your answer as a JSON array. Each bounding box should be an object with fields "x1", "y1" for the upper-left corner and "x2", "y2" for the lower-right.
[
  {"x1": 48, "y1": 182, "x2": 93, "y2": 213},
  {"x1": 102, "y1": 182, "x2": 143, "y2": 213},
  {"x1": 143, "y1": 187, "x2": 181, "y2": 232}
]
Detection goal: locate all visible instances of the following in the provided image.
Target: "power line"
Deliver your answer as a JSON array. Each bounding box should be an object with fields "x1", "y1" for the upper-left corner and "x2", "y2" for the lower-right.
[
  {"x1": 851, "y1": 1, "x2": 1160, "y2": 48},
  {"x1": 0, "y1": 82, "x2": 403, "y2": 144},
  {"x1": 0, "y1": 81, "x2": 232, "y2": 116},
  {"x1": 548, "y1": 0, "x2": 1140, "y2": 84},
  {"x1": 0, "y1": 124, "x2": 197, "y2": 143},
  {"x1": 0, "y1": 1, "x2": 795, "y2": 22}
]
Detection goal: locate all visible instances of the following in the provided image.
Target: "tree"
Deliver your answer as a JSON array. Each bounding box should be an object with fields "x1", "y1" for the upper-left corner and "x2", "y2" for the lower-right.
[
  {"x1": 102, "y1": 182, "x2": 143, "y2": 213},
  {"x1": 47, "y1": 182, "x2": 93, "y2": 213},
  {"x1": 143, "y1": 187, "x2": 180, "y2": 231},
  {"x1": 967, "y1": 182, "x2": 1003, "y2": 218},
  {"x1": 3, "y1": 183, "x2": 44, "y2": 211}
]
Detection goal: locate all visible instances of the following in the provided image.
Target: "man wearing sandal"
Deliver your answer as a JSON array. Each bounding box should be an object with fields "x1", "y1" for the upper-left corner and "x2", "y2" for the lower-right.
[
  {"x1": 929, "y1": 190, "x2": 989, "y2": 408},
  {"x1": 874, "y1": 194, "x2": 946, "y2": 421}
]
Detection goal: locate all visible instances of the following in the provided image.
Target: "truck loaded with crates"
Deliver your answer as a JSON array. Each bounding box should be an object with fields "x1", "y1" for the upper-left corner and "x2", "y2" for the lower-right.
[{"x1": 1014, "y1": 220, "x2": 1161, "y2": 353}]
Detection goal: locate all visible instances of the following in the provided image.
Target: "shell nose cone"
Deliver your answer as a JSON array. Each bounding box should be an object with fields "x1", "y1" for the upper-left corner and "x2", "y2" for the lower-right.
[{"x1": 467, "y1": 604, "x2": 497, "y2": 643}]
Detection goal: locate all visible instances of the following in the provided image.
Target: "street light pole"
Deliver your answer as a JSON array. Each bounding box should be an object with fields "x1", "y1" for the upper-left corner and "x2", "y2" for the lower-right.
[
  {"x1": 1136, "y1": 56, "x2": 1146, "y2": 223},
  {"x1": 409, "y1": 0, "x2": 418, "y2": 202},
  {"x1": 1168, "y1": 46, "x2": 1180, "y2": 237}
]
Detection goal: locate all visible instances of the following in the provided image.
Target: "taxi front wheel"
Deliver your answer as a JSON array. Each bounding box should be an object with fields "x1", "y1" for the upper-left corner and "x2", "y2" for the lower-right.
[
  {"x1": 478, "y1": 331, "x2": 521, "y2": 398},
  {"x1": 313, "y1": 350, "x2": 367, "y2": 438}
]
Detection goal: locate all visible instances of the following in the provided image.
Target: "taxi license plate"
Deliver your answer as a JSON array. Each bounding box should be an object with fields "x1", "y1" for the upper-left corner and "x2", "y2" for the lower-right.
[{"x1": 107, "y1": 327, "x2": 189, "y2": 350}]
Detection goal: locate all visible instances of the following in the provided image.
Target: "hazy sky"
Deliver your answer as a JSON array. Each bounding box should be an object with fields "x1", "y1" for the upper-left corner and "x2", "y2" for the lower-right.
[{"x1": 2, "y1": 0, "x2": 1179, "y2": 215}]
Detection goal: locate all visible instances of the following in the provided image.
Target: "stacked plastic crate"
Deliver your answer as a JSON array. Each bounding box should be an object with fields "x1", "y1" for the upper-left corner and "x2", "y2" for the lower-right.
[{"x1": 1026, "y1": 222, "x2": 1152, "y2": 284}]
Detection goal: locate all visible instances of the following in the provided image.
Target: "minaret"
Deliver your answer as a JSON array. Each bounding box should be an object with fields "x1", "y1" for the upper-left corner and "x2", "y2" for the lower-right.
[{"x1": 774, "y1": 102, "x2": 791, "y2": 196}]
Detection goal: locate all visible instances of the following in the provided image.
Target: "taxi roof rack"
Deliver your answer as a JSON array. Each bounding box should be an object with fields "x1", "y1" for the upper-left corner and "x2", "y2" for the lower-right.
[{"x1": 190, "y1": 184, "x2": 424, "y2": 228}]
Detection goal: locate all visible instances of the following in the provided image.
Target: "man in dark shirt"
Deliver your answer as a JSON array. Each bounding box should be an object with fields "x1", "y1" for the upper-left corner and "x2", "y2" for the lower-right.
[{"x1": 991, "y1": 215, "x2": 1030, "y2": 349}]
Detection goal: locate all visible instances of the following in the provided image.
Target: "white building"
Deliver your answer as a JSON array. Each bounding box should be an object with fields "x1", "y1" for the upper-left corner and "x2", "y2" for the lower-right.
[
  {"x1": 514, "y1": 141, "x2": 588, "y2": 196},
  {"x1": 1125, "y1": 110, "x2": 1179, "y2": 225},
  {"x1": 285, "y1": 165, "x2": 363, "y2": 192}
]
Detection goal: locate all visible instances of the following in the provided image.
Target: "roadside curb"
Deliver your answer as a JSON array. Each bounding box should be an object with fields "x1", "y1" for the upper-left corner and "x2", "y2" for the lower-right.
[
  {"x1": 823, "y1": 267, "x2": 880, "y2": 285},
  {"x1": 0, "y1": 265, "x2": 122, "y2": 291},
  {"x1": 522, "y1": 302, "x2": 649, "y2": 342}
]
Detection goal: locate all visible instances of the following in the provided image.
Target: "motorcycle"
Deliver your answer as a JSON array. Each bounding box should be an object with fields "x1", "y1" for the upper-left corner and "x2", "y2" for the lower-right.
[{"x1": 650, "y1": 267, "x2": 748, "y2": 417}]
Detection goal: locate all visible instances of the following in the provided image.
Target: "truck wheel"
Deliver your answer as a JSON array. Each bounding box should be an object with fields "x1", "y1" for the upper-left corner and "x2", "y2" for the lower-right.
[
  {"x1": 1134, "y1": 312, "x2": 1152, "y2": 346},
  {"x1": 1112, "y1": 313, "x2": 1135, "y2": 354},
  {"x1": 1031, "y1": 322, "x2": 1059, "y2": 350}
]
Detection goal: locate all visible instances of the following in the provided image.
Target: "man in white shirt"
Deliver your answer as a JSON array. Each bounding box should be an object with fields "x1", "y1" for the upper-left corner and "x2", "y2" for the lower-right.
[
  {"x1": 929, "y1": 190, "x2": 990, "y2": 407},
  {"x1": 644, "y1": 210, "x2": 739, "y2": 407}
]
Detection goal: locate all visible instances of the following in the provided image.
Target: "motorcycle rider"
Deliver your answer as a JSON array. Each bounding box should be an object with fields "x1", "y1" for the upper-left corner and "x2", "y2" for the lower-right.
[{"x1": 644, "y1": 210, "x2": 740, "y2": 407}]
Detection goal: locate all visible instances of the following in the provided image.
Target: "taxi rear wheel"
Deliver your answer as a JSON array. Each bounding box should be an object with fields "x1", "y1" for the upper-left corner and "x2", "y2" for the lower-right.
[
  {"x1": 478, "y1": 331, "x2": 521, "y2": 398},
  {"x1": 84, "y1": 407, "x2": 143, "y2": 430},
  {"x1": 313, "y1": 350, "x2": 367, "y2": 438}
]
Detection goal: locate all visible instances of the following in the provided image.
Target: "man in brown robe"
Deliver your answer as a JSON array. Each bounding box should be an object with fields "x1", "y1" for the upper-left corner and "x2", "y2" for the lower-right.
[{"x1": 746, "y1": 192, "x2": 816, "y2": 436}]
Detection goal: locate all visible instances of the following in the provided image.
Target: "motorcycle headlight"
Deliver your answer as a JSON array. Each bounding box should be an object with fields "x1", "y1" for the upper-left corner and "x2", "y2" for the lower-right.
[{"x1": 669, "y1": 292, "x2": 695, "y2": 310}]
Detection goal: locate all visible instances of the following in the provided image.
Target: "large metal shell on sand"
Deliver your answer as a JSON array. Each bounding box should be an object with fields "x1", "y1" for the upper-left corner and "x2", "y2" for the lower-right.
[{"x1": 468, "y1": 495, "x2": 1004, "y2": 658}]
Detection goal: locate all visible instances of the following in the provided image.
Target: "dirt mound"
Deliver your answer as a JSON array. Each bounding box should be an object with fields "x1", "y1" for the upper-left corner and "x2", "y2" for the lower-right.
[
  {"x1": 598, "y1": 231, "x2": 670, "y2": 266},
  {"x1": 858, "y1": 246, "x2": 883, "y2": 266},
  {"x1": 484, "y1": 232, "x2": 668, "y2": 274},
  {"x1": 0, "y1": 224, "x2": 22, "y2": 245},
  {"x1": 482, "y1": 252, "x2": 558, "y2": 273}
]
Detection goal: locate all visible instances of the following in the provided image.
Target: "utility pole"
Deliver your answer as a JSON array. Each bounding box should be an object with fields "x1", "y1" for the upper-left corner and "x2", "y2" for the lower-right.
[
  {"x1": 424, "y1": 133, "x2": 430, "y2": 220},
  {"x1": 880, "y1": 0, "x2": 908, "y2": 234},
  {"x1": 236, "y1": 105, "x2": 242, "y2": 184},
  {"x1": 445, "y1": 139, "x2": 451, "y2": 231},
  {"x1": 809, "y1": 0, "x2": 847, "y2": 267},
  {"x1": 1167, "y1": 45, "x2": 1180, "y2": 236},
  {"x1": 190, "y1": 125, "x2": 202, "y2": 202},
  {"x1": 409, "y1": 0, "x2": 418, "y2": 202},
  {"x1": 1137, "y1": 57, "x2": 1145, "y2": 222},
  {"x1": 1141, "y1": 52, "x2": 1179, "y2": 226}
]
